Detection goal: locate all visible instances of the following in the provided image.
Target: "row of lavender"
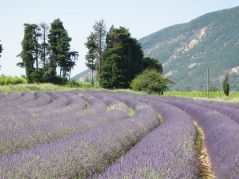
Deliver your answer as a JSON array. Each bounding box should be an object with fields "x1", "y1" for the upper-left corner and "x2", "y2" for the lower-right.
[
  {"x1": 0, "y1": 91, "x2": 160, "y2": 178},
  {"x1": 1, "y1": 90, "x2": 238, "y2": 178},
  {"x1": 85, "y1": 91, "x2": 239, "y2": 179},
  {"x1": 159, "y1": 96, "x2": 239, "y2": 179}
]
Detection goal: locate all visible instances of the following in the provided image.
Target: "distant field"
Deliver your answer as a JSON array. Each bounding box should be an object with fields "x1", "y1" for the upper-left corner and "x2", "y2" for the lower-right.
[{"x1": 165, "y1": 91, "x2": 239, "y2": 102}]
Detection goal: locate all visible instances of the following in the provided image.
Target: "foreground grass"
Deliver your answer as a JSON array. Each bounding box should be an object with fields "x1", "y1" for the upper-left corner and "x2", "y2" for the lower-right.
[{"x1": 0, "y1": 83, "x2": 73, "y2": 94}]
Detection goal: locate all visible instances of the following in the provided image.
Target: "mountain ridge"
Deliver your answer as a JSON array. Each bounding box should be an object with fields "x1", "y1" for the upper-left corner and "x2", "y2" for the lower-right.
[{"x1": 140, "y1": 5, "x2": 239, "y2": 90}]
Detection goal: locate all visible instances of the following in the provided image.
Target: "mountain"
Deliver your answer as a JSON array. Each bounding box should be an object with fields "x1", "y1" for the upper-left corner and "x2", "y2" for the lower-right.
[
  {"x1": 140, "y1": 6, "x2": 239, "y2": 91},
  {"x1": 71, "y1": 69, "x2": 96, "y2": 82},
  {"x1": 73, "y1": 6, "x2": 239, "y2": 90}
]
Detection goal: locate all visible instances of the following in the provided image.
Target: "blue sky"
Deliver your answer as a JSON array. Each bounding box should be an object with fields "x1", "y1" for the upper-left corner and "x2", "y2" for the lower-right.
[{"x1": 0, "y1": 0, "x2": 239, "y2": 76}]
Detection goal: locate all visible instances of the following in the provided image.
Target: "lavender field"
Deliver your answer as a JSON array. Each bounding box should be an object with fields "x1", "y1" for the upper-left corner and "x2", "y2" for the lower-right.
[{"x1": 0, "y1": 90, "x2": 239, "y2": 179}]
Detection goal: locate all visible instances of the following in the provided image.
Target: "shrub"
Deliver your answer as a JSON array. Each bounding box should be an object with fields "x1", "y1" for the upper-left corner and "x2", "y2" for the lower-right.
[
  {"x1": 0, "y1": 75, "x2": 27, "y2": 85},
  {"x1": 131, "y1": 69, "x2": 172, "y2": 94},
  {"x1": 65, "y1": 80, "x2": 81, "y2": 88}
]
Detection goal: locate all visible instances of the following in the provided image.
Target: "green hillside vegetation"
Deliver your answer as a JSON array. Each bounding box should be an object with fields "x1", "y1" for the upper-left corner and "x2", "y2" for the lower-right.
[{"x1": 140, "y1": 6, "x2": 239, "y2": 91}]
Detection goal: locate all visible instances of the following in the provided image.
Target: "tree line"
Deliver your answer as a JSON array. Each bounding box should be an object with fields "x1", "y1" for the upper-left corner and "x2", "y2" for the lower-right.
[
  {"x1": 85, "y1": 20, "x2": 163, "y2": 89},
  {"x1": 18, "y1": 19, "x2": 78, "y2": 83}
]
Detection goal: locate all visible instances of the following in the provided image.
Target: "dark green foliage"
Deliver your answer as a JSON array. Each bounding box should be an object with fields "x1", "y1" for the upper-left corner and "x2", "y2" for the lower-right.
[
  {"x1": 0, "y1": 41, "x2": 2, "y2": 58},
  {"x1": 19, "y1": 24, "x2": 40, "y2": 83},
  {"x1": 48, "y1": 19, "x2": 76, "y2": 79},
  {"x1": 131, "y1": 69, "x2": 172, "y2": 94},
  {"x1": 100, "y1": 27, "x2": 144, "y2": 89},
  {"x1": 18, "y1": 19, "x2": 78, "y2": 84},
  {"x1": 141, "y1": 57, "x2": 163, "y2": 73},
  {"x1": 222, "y1": 72, "x2": 230, "y2": 96},
  {"x1": 0, "y1": 41, "x2": 2, "y2": 70},
  {"x1": 85, "y1": 33, "x2": 97, "y2": 85}
]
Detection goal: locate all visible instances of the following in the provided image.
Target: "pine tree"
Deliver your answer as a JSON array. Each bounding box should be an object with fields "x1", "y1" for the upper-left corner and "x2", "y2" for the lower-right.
[
  {"x1": 85, "y1": 33, "x2": 97, "y2": 85},
  {"x1": 39, "y1": 22, "x2": 49, "y2": 68},
  {"x1": 48, "y1": 19, "x2": 78, "y2": 80},
  {"x1": 92, "y1": 20, "x2": 107, "y2": 80},
  {"x1": 18, "y1": 24, "x2": 40, "y2": 83}
]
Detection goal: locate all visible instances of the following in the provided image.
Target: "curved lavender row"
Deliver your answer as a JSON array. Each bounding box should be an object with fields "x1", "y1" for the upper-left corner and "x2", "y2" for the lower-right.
[
  {"x1": 22, "y1": 92, "x2": 53, "y2": 108},
  {"x1": 0, "y1": 100, "x2": 128, "y2": 157},
  {"x1": 97, "y1": 96, "x2": 199, "y2": 179},
  {"x1": 0, "y1": 92, "x2": 54, "y2": 117},
  {"x1": 0, "y1": 104, "x2": 159, "y2": 178},
  {"x1": 0, "y1": 94, "x2": 103, "y2": 132},
  {"x1": 161, "y1": 96, "x2": 239, "y2": 179},
  {"x1": 28, "y1": 92, "x2": 71, "y2": 110},
  {"x1": 161, "y1": 96, "x2": 239, "y2": 125},
  {"x1": 0, "y1": 92, "x2": 21, "y2": 102},
  {"x1": 188, "y1": 98, "x2": 239, "y2": 124},
  {"x1": 0, "y1": 92, "x2": 35, "y2": 108},
  {"x1": 0, "y1": 92, "x2": 48, "y2": 117},
  {"x1": 83, "y1": 90, "x2": 148, "y2": 110}
]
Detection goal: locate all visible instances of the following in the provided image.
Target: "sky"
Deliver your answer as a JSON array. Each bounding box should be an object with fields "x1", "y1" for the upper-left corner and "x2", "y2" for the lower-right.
[{"x1": 0, "y1": 0, "x2": 239, "y2": 77}]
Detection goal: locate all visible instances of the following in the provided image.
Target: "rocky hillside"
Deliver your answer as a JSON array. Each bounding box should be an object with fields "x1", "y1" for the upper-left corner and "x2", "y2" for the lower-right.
[{"x1": 140, "y1": 6, "x2": 239, "y2": 91}]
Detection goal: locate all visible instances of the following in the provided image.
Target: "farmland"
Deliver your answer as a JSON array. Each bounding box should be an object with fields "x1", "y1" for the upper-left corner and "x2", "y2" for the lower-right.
[{"x1": 0, "y1": 89, "x2": 239, "y2": 178}]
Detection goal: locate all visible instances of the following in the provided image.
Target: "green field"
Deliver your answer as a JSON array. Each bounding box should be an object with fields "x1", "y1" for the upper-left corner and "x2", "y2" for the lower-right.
[{"x1": 165, "y1": 91, "x2": 239, "y2": 102}]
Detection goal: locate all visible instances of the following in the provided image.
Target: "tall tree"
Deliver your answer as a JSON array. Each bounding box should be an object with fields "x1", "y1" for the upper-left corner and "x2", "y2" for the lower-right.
[
  {"x1": 85, "y1": 33, "x2": 97, "y2": 85},
  {"x1": 100, "y1": 27, "x2": 144, "y2": 89},
  {"x1": 0, "y1": 41, "x2": 2, "y2": 71},
  {"x1": 48, "y1": 19, "x2": 78, "y2": 80},
  {"x1": 18, "y1": 24, "x2": 40, "y2": 83},
  {"x1": 39, "y1": 22, "x2": 49, "y2": 68},
  {"x1": 93, "y1": 20, "x2": 107, "y2": 80},
  {"x1": 221, "y1": 71, "x2": 230, "y2": 96},
  {"x1": 0, "y1": 41, "x2": 2, "y2": 58}
]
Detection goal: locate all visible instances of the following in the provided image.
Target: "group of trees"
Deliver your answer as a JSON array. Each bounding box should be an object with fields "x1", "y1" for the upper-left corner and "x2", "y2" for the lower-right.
[
  {"x1": 85, "y1": 20, "x2": 106, "y2": 85},
  {"x1": 85, "y1": 21, "x2": 164, "y2": 90},
  {"x1": 18, "y1": 19, "x2": 78, "y2": 83}
]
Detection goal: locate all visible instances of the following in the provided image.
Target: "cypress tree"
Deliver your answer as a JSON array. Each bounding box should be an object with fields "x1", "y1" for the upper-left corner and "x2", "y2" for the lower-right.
[
  {"x1": 222, "y1": 72, "x2": 230, "y2": 96},
  {"x1": 0, "y1": 41, "x2": 2, "y2": 71},
  {"x1": 0, "y1": 41, "x2": 2, "y2": 58},
  {"x1": 85, "y1": 33, "x2": 97, "y2": 85}
]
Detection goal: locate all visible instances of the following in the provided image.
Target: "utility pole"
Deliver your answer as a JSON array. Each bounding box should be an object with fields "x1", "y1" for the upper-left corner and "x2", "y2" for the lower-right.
[{"x1": 207, "y1": 68, "x2": 209, "y2": 98}]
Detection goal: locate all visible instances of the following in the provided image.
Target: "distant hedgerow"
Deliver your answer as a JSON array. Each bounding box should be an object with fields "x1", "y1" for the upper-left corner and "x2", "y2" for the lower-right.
[{"x1": 0, "y1": 75, "x2": 27, "y2": 85}]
